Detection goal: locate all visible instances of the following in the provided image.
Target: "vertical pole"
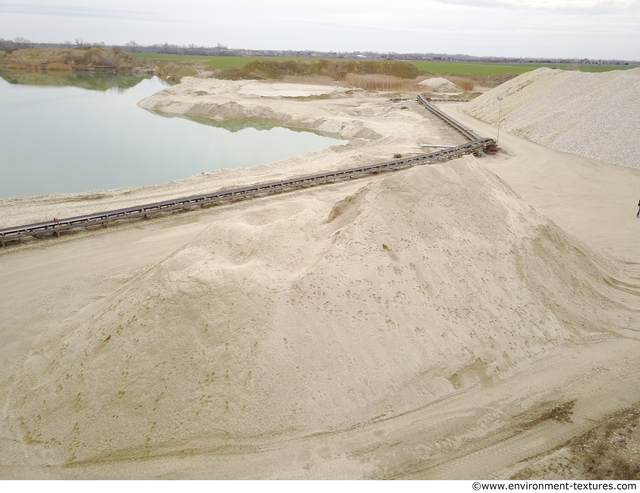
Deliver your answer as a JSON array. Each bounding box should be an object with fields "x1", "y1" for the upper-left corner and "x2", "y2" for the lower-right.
[{"x1": 496, "y1": 95, "x2": 503, "y2": 146}]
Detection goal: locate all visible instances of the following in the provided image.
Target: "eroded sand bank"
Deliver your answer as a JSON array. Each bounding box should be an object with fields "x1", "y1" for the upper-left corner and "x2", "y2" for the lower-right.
[{"x1": 1, "y1": 75, "x2": 640, "y2": 479}]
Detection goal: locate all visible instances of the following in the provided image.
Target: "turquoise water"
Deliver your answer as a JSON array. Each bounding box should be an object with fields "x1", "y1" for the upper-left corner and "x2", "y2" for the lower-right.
[{"x1": 0, "y1": 71, "x2": 345, "y2": 198}]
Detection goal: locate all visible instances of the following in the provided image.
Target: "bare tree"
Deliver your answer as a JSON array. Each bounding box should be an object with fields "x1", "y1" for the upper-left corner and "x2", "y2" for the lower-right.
[
  {"x1": 14, "y1": 36, "x2": 30, "y2": 47},
  {"x1": 125, "y1": 40, "x2": 140, "y2": 53}
]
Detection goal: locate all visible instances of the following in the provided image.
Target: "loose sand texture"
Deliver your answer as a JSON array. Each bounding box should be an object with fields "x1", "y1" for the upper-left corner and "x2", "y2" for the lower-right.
[
  {"x1": 1, "y1": 73, "x2": 640, "y2": 479},
  {"x1": 237, "y1": 82, "x2": 342, "y2": 98}
]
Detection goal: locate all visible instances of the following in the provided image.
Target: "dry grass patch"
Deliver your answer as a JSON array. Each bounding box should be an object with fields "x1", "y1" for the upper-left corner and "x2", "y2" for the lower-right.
[
  {"x1": 155, "y1": 60, "x2": 198, "y2": 79},
  {"x1": 345, "y1": 74, "x2": 422, "y2": 92},
  {"x1": 45, "y1": 62, "x2": 73, "y2": 71},
  {"x1": 0, "y1": 47, "x2": 138, "y2": 71},
  {"x1": 447, "y1": 75, "x2": 476, "y2": 92},
  {"x1": 512, "y1": 405, "x2": 640, "y2": 480},
  {"x1": 217, "y1": 59, "x2": 420, "y2": 81},
  {"x1": 521, "y1": 401, "x2": 575, "y2": 430},
  {"x1": 572, "y1": 406, "x2": 640, "y2": 480}
]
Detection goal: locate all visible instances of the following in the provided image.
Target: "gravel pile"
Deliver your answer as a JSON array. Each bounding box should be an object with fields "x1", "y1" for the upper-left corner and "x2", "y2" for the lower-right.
[
  {"x1": 463, "y1": 67, "x2": 640, "y2": 169},
  {"x1": 419, "y1": 77, "x2": 463, "y2": 94}
]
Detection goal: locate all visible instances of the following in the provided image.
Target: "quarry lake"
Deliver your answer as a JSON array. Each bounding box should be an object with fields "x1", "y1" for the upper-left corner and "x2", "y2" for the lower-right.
[{"x1": 0, "y1": 71, "x2": 346, "y2": 198}]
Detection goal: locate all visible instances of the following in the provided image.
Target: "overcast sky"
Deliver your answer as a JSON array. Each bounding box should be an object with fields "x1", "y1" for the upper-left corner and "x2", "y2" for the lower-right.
[{"x1": 1, "y1": 0, "x2": 639, "y2": 60}]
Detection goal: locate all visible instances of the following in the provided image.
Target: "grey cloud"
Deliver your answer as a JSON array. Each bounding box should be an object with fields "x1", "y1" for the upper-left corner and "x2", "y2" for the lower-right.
[
  {"x1": 432, "y1": 0, "x2": 640, "y2": 16},
  {"x1": 430, "y1": 0, "x2": 517, "y2": 8},
  {"x1": 0, "y1": 2, "x2": 179, "y2": 22}
]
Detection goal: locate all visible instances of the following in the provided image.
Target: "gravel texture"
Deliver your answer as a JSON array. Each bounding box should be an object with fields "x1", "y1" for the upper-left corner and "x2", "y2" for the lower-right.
[
  {"x1": 463, "y1": 67, "x2": 640, "y2": 169},
  {"x1": 418, "y1": 77, "x2": 463, "y2": 94}
]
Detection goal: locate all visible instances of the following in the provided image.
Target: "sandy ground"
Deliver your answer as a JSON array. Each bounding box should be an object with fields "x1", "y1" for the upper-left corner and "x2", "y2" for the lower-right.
[
  {"x1": 1, "y1": 76, "x2": 640, "y2": 479},
  {"x1": 238, "y1": 81, "x2": 343, "y2": 97}
]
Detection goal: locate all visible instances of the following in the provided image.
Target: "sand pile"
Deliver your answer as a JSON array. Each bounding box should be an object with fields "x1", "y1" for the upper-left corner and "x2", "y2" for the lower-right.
[
  {"x1": 4, "y1": 157, "x2": 628, "y2": 467},
  {"x1": 462, "y1": 67, "x2": 640, "y2": 169},
  {"x1": 418, "y1": 77, "x2": 463, "y2": 94}
]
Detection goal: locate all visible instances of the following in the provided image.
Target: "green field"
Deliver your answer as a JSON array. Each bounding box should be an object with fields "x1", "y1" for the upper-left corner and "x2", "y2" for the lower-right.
[
  {"x1": 407, "y1": 60, "x2": 530, "y2": 75},
  {"x1": 131, "y1": 53, "x2": 638, "y2": 75},
  {"x1": 407, "y1": 60, "x2": 637, "y2": 75}
]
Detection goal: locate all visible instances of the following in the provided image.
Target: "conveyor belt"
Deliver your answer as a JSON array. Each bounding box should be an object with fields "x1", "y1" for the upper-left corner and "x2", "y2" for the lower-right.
[
  {"x1": 1, "y1": 96, "x2": 494, "y2": 247},
  {"x1": 417, "y1": 95, "x2": 482, "y2": 141}
]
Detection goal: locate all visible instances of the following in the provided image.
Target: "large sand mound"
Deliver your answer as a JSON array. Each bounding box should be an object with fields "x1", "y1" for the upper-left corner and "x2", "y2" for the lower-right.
[
  {"x1": 463, "y1": 67, "x2": 640, "y2": 169},
  {"x1": 5, "y1": 157, "x2": 628, "y2": 467}
]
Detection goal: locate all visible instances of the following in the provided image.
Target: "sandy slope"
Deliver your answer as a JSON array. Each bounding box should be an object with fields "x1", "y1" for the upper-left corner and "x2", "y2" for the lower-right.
[{"x1": 2, "y1": 75, "x2": 640, "y2": 479}]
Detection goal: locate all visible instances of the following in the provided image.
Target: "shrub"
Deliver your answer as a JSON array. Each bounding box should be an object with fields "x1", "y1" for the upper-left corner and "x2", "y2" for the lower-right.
[
  {"x1": 217, "y1": 59, "x2": 420, "y2": 81},
  {"x1": 0, "y1": 47, "x2": 141, "y2": 71},
  {"x1": 447, "y1": 76, "x2": 475, "y2": 91},
  {"x1": 344, "y1": 74, "x2": 421, "y2": 92},
  {"x1": 156, "y1": 60, "x2": 198, "y2": 78},
  {"x1": 45, "y1": 62, "x2": 73, "y2": 71}
]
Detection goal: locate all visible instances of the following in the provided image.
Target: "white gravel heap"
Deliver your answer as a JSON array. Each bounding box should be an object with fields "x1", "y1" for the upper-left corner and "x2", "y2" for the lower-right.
[
  {"x1": 462, "y1": 67, "x2": 640, "y2": 169},
  {"x1": 418, "y1": 77, "x2": 463, "y2": 94}
]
